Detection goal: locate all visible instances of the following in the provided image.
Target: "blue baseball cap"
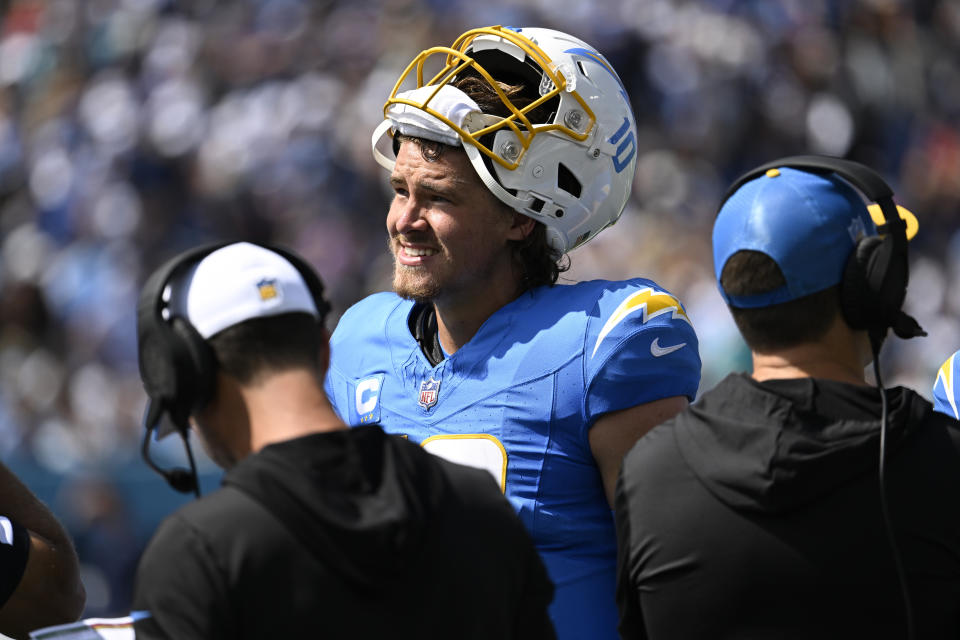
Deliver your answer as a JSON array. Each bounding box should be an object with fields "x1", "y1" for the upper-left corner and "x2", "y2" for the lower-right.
[{"x1": 713, "y1": 166, "x2": 879, "y2": 308}]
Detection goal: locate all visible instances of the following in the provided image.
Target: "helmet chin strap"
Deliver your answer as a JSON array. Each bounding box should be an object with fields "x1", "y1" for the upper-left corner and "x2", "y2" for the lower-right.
[{"x1": 463, "y1": 143, "x2": 529, "y2": 210}]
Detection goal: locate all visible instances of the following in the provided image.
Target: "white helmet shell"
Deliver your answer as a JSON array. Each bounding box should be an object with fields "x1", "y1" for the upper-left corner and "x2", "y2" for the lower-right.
[{"x1": 372, "y1": 26, "x2": 639, "y2": 254}]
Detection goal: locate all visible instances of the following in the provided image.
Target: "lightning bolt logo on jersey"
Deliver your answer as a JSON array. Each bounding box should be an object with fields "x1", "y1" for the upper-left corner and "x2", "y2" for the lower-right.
[
  {"x1": 934, "y1": 350, "x2": 960, "y2": 420},
  {"x1": 325, "y1": 278, "x2": 700, "y2": 639}
]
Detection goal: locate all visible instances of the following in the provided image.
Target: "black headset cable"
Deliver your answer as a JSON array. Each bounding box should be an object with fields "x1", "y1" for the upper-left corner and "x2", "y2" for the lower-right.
[{"x1": 871, "y1": 331, "x2": 914, "y2": 640}]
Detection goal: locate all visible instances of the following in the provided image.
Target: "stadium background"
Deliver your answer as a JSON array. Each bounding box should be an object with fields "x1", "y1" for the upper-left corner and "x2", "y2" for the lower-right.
[{"x1": 0, "y1": 0, "x2": 956, "y2": 621}]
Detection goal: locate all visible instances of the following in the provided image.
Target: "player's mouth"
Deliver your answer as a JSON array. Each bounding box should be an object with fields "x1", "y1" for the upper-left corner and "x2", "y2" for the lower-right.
[{"x1": 396, "y1": 242, "x2": 439, "y2": 266}]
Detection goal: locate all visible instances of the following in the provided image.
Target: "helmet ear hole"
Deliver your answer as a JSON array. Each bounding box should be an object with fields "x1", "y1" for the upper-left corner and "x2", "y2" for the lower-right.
[{"x1": 557, "y1": 163, "x2": 581, "y2": 198}]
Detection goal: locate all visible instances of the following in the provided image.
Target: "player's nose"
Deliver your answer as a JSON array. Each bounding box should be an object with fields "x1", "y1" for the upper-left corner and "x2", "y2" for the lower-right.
[{"x1": 392, "y1": 197, "x2": 429, "y2": 234}]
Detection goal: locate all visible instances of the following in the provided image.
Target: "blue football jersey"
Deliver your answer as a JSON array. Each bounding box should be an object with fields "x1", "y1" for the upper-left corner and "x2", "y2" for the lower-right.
[
  {"x1": 325, "y1": 279, "x2": 701, "y2": 639},
  {"x1": 934, "y1": 350, "x2": 960, "y2": 420}
]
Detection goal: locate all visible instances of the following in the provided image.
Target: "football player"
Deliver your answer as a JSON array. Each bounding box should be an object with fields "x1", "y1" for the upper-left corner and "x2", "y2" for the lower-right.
[{"x1": 324, "y1": 26, "x2": 701, "y2": 638}]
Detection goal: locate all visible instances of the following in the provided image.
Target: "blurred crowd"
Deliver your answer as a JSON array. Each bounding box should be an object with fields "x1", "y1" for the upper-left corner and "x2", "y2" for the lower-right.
[{"x1": 0, "y1": 0, "x2": 956, "y2": 617}]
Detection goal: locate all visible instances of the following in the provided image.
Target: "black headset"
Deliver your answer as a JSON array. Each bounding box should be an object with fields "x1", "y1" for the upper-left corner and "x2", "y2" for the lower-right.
[
  {"x1": 136, "y1": 241, "x2": 331, "y2": 495},
  {"x1": 721, "y1": 154, "x2": 924, "y2": 342},
  {"x1": 722, "y1": 155, "x2": 924, "y2": 639}
]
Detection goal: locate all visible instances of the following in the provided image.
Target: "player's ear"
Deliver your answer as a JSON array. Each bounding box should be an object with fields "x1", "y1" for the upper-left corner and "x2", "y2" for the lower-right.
[{"x1": 506, "y1": 212, "x2": 536, "y2": 242}]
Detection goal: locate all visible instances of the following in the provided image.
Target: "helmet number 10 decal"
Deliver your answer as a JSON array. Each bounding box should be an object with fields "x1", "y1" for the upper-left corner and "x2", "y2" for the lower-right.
[
  {"x1": 609, "y1": 117, "x2": 636, "y2": 174},
  {"x1": 420, "y1": 434, "x2": 508, "y2": 493}
]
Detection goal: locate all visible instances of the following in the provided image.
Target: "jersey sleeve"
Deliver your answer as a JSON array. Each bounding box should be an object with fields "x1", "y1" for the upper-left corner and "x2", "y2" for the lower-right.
[
  {"x1": 0, "y1": 515, "x2": 30, "y2": 608},
  {"x1": 933, "y1": 351, "x2": 960, "y2": 420},
  {"x1": 584, "y1": 283, "x2": 701, "y2": 427},
  {"x1": 324, "y1": 293, "x2": 402, "y2": 425},
  {"x1": 324, "y1": 300, "x2": 364, "y2": 423},
  {"x1": 132, "y1": 514, "x2": 234, "y2": 640}
]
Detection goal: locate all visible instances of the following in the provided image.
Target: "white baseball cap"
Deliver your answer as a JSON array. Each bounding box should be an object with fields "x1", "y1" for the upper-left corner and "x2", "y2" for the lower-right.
[{"x1": 167, "y1": 242, "x2": 319, "y2": 338}]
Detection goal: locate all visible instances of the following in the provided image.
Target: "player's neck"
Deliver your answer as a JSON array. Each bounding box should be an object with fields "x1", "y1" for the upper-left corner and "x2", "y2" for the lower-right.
[
  {"x1": 432, "y1": 275, "x2": 524, "y2": 355},
  {"x1": 243, "y1": 369, "x2": 347, "y2": 452}
]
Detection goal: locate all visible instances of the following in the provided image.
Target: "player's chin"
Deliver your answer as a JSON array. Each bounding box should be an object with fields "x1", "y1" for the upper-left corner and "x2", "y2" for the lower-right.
[{"x1": 393, "y1": 267, "x2": 442, "y2": 303}]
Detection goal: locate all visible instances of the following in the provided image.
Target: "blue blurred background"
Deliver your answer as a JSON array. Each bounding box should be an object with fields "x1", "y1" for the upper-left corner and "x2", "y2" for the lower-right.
[{"x1": 0, "y1": 0, "x2": 957, "y2": 618}]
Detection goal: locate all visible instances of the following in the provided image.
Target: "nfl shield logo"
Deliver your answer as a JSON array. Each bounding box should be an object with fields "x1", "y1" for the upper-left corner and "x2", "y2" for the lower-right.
[{"x1": 418, "y1": 377, "x2": 441, "y2": 410}]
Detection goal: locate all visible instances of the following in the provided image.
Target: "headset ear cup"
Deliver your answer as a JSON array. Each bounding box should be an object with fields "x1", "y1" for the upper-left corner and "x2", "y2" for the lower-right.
[
  {"x1": 840, "y1": 233, "x2": 909, "y2": 332},
  {"x1": 138, "y1": 329, "x2": 178, "y2": 403},
  {"x1": 871, "y1": 235, "x2": 908, "y2": 320},
  {"x1": 840, "y1": 236, "x2": 883, "y2": 330},
  {"x1": 170, "y1": 317, "x2": 217, "y2": 420}
]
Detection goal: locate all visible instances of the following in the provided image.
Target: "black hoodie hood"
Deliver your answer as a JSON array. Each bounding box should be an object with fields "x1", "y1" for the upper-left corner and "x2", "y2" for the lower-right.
[
  {"x1": 222, "y1": 425, "x2": 446, "y2": 592},
  {"x1": 674, "y1": 373, "x2": 930, "y2": 514}
]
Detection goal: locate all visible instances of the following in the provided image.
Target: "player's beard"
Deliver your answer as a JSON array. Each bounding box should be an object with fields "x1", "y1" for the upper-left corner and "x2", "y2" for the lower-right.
[
  {"x1": 393, "y1": 264, "x2": 443, "y2": 303},
  {"x1": 389, "y1": 228, "x2": 516, "y2": 306},
  {"x1": 390, "y1": 237, "x2": 444, "y2": 303}
]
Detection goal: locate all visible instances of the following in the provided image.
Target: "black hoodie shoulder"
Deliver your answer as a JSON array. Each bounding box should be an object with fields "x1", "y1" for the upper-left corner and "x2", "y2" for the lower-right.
[
  {"x1": 222, "y1": 426, "x2": 527, "y2": 590},
  {"x1": 616, "y1": 374, "x2": 960, "y2": 639},
  {"x1": 671, "y1": 374, "x2": 928, "y2": 514},
  {"x1": 135, "y1": 426, "x2": 556, "y2": 640}
]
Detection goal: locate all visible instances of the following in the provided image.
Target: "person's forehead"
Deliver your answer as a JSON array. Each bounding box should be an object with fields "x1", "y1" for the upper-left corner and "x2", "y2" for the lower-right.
[{"x1": 392, "y1": 140, "x2": 477, "y2": 186}]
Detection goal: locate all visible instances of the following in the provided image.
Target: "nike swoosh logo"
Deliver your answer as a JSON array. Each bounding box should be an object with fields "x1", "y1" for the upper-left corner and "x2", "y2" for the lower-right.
[{"x1": 650, "y1": 337, "x2": 686, "y2": 357}]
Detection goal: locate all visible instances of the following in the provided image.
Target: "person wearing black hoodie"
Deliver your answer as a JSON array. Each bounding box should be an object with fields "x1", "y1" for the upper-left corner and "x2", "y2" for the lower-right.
[
  {"x1": 131, "y1": 242, "x2": 555, "y2": 640},
  {"x1": 615, "y1": 159, "x2": 960, "y2": 639}
]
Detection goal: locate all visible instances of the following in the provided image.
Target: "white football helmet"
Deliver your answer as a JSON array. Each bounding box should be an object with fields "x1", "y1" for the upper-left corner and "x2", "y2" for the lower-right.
[{"x1": 371, "y1": 26, "x2": 639, "y2": 253}]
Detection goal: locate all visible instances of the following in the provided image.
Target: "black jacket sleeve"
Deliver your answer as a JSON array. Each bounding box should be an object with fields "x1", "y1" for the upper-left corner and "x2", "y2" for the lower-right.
[
  {"x1": 132, "y1": 513, "x2": 236, "y2": 640},
  {"x1": 0, "y1": 515, "x2": 30, "y2": 607},
  {"x1": 614, "y1": 463, "x2": 647, "y2": 640},
  {"x1": 512, "y1": 531, "x2": 557, "y2": 640}
]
